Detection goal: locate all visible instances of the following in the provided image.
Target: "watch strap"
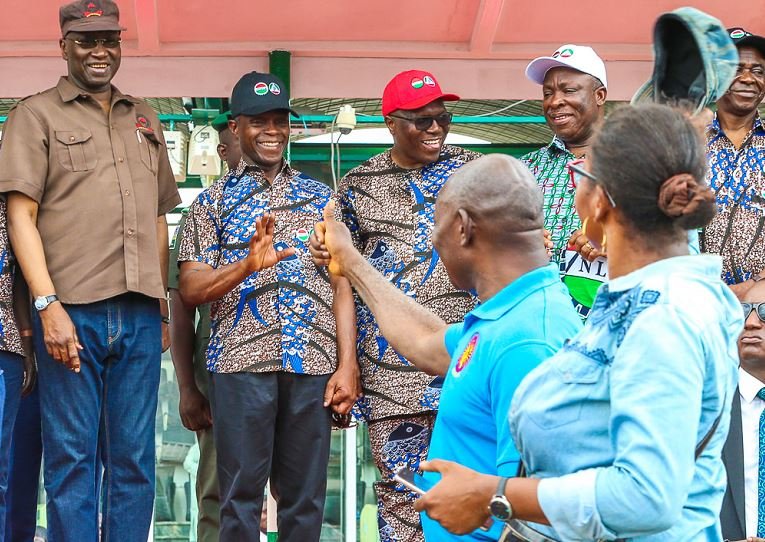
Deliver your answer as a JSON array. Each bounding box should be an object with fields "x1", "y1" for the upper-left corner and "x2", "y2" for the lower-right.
[{"x1": 495, "y1": 476, "x2": 509, "y2": 498}]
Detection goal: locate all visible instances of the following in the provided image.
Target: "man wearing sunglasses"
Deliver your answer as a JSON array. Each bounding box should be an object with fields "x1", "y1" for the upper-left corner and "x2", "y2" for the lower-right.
[
  {"x1": 522, "y1": 45, "x2": 608, "y2": 319},
  {"x1": 702, "y1": 28, "x2": 765, "y2": 293},
  {"x1": 0, "y1": 1, "x2": 180, "y2": 540},
  {"x1": 311, "y1": 69, "x2": 480, "y2": 541},
  {"x1": 721, "y1": 280, "x2": 765, "y2": 541}
]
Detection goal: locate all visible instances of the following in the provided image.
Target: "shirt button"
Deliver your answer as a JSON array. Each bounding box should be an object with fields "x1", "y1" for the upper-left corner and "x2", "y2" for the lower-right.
[
  {"x1": 127, "y1": 228, "x2": 135, "y2": 236},
  {"x1": 69, "y1": 136, "x2": 75, "y2": 142},
  {"x1": 124, "y1": 190, "x2": 130, "y2": 196},
  {"x1": 118, "y1": 157, "x2": 124, "y2": 163}
]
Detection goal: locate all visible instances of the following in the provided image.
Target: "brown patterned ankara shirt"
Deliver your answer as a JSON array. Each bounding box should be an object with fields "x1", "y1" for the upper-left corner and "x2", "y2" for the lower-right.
[{"x1": 338, "y1": 145, "x2": 480, "y2": 421}]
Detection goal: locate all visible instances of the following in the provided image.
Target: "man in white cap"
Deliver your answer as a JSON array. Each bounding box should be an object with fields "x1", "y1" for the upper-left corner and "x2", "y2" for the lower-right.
[{"x1": 522, "y1": 44, "x2": 608, "y2": 318}]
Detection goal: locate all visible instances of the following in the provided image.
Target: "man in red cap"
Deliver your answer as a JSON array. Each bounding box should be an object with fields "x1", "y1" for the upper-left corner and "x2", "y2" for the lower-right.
[
  {"x1": 311, "y1": 69, "x2": 480, "y2": 541},
  {"x1": 0, "y1": 1, "x2": 180, "y2": 541}
]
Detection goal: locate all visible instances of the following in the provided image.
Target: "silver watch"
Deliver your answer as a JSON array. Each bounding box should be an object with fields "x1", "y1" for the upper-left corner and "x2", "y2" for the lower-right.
[
  {"x1": 34, "y1": 294, "x2": 59, "y2": 311},
  {"x1": 488, "y1": 477, "x2": 513, "y2": 523}
]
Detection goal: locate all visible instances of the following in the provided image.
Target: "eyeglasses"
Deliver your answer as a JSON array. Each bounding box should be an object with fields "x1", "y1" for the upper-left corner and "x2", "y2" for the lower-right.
[
  {"x1": 566, "y1": 158, "x2": 617, "y2": 207},
  {"x1": 68, "y1": 38, "x2": 122, "y2": 49},
  {"x1": 387, "y1": 112, "x2": 453, "y2": 131},
  {"x1": 742, "y1": 302, "x2": 765, "y2": 323}
]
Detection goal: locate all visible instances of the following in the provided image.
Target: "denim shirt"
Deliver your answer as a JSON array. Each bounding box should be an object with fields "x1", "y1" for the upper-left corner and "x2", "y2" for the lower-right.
[{"x1": 510, "y1": 255, "x2": 741, "y2": 541}]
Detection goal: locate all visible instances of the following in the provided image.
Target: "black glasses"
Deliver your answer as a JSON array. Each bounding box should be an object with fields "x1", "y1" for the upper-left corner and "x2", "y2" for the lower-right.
[
  {"x1": 566, "y1": 159, "x2": 617, "y2": 207},
  {"x1": 388, "y1": 112, "x2": 453, "y2": 131},
  {"x1": 69, "y1": 38, "x2": 122, "y2": 49},
  {"x1": 742, "y1": 302, "x2": 765, "y2": 322}
]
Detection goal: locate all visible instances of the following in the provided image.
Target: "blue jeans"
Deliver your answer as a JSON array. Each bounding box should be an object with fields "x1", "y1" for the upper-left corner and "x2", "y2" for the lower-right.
[
  {"x1": 33, "y1": 293, "x2": 161, "y2": 542},
  {"x1": 6, "y1": 384, "x2": 42, "y2": 542},
  {"x1": 0, "y1": 352, "x2": 24, "y2": 538}
]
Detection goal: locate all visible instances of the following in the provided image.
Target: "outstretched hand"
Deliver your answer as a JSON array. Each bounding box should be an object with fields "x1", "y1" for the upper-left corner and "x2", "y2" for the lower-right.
[
  {"x1": 314, "y1": 201, "x2": 355, "y2": 276},
  {"x1": 245, "y1": 213, "x2": 295, "y2": 273}
]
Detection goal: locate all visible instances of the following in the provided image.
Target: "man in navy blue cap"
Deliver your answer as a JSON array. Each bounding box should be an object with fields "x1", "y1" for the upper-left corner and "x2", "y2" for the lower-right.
[{"x1": 177, "y1": 72, "x2": 360, "y2": 541}]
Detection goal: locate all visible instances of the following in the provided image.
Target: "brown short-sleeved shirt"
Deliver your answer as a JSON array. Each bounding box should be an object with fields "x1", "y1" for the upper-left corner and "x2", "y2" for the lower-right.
[
  {"x1": 178, "y1": 160, "x2": 338, "y2": 375},
  {"x1": 338, "y1": 145, "x2": 481, "y2": 421},
  {"x1": 0, "y1": 77, "x2": 181, "y2": 303}
]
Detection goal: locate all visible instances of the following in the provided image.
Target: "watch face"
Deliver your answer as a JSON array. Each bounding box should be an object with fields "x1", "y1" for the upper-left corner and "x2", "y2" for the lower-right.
[
  {"x1": 489, "y1": 498, "x2": 511, "y2": 521},
  {"x1": 34, "y1": 297, "x2": 47, "y2": 310}
]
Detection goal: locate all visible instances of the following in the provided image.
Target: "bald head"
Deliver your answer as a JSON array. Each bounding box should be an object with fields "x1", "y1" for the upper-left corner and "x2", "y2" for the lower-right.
[{"x1": 437, "y1": 154, "x2": 543, "y2": 241}]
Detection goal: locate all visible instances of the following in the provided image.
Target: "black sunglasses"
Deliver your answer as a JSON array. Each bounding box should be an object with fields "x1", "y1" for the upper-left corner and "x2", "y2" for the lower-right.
[
  {"x1": 68, "y1": 38, "x2": 122, "y2": 49},
  {"x1": 388, "y1": 112, "x2": 453, "y2": 131},
  {"x1": 742, "y1": 302, "x2": 765, "y2": 322}
]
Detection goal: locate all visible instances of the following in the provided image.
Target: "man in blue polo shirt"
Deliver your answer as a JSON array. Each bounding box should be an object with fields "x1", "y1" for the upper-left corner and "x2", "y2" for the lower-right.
[{"x1": 313, "y1": 154, "x2": 582, "y2": 540}]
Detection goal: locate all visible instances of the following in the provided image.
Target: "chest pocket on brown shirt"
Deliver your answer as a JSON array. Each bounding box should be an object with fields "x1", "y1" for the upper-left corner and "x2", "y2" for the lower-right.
[
  {"x1": 138, "y1": 131, "x2": 161, "y2": 174},
  {"x1": 55, "y1": 130, "x2": 97, "y2": 172}
]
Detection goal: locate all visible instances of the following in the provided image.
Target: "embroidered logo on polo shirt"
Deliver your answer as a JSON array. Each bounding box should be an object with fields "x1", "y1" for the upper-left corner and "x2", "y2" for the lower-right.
[{"x1": 453, "y1": 333, "x2": 479, "y2": 376}]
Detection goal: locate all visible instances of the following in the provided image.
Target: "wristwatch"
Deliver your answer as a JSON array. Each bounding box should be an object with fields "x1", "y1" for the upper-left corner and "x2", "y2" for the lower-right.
[
  {"x1": 34, "y1": 294, "x2": 59, "y2": 311},
  {"x1": 488, "y1": 477, "x2": 513, "y2": 522}
]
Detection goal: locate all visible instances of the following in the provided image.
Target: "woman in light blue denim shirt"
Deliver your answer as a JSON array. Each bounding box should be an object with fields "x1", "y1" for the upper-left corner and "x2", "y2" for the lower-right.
[{"x1": 414, "y1": 105, "x2": 742, "y2": 541}]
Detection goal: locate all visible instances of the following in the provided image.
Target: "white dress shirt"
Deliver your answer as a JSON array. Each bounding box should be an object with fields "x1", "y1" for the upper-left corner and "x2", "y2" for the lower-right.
[{"x1": 738, "y1": 367, "x2": 765, "y2": 538}]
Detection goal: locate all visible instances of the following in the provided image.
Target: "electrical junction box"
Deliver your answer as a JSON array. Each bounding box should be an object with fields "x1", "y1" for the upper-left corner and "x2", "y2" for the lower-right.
[
  {"x1": 187, "y1": 125, "x2": 221, "y2": 176},
  {"x1": 163, "y1": 130, "x2": 187, "y2": 183}
]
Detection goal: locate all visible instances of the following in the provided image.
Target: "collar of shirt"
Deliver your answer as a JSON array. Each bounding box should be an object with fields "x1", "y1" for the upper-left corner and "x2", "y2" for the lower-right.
[
  {"x1": 707, "y1": 111, "x2": 765, "y2": 138},
  {"x1": 603, "y1": 254, "x2": 723, "y2": 294},
  {"x1": 547, "y1": 136, "x2": 573, "y2": 156},
  {"x1": 383, "y1": 144, "x2": 465, "y2": 172},
  {"x1": 233, "y1": 157, "x2": 292, "y2": 183},
  {"x1": 466, "y1": 263, "x2": 559, "y2": 324},
  {"x1": 55, "y1": 76, "x2": 138, "y2": 107},
  {"x1": 738, "y1": 366, "x2": 765, "y2": 403}
]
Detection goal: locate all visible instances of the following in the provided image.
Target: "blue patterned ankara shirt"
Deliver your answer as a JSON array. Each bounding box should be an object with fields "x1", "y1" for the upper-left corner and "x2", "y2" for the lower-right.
[
  {"x1": 178, "y1": 160, "x2": 338, "y2": 375},
  {"x1": 510, "y1": 255, "x2": 741, "y2": 541},
  {"x1": 702, "y1": 114, "x2": 765, "y2": 284},
  {"x1": 338, "y1": 145, "x2": 480, "y2": 421}
]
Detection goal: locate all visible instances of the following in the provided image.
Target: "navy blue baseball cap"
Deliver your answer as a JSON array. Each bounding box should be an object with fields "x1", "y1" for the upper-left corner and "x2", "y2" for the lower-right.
[
  {"x1": 727, "y1": 27, "x2": 765, "y2": 58},
  {"x1": 230, "y1": 72, "x2": 299, "y2": 119}
]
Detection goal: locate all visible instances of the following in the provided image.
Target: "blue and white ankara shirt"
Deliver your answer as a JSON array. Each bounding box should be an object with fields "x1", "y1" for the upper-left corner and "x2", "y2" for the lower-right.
[
  {"x1": 178, "y1": 159, "x2": 338, "y2": 375},
  {"x1": 702, "y1": 114, "x2": 765, "y2": 284},
  {"x1": 510, "y1": 255, "x2": 741, "y2": 541}
]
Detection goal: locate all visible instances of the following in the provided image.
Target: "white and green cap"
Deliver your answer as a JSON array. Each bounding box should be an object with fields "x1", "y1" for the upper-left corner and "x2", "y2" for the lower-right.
[{"x1": 525, "y1": 44, "x2": 608, "y2": 89}]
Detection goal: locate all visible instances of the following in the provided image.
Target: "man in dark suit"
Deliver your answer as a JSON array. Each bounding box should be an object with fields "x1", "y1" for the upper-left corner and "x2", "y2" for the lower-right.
[{"x1": 723, "y1": 279, "x2": 765, "y2": 541}]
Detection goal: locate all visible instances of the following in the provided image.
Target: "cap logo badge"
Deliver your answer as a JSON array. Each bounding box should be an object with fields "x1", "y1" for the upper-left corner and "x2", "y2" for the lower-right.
[
  {"x1": 269, "y1": 82, "x2": 281, "y2": 95},
  {"x1": 559, "y1": 48, "x2": 574, "y2": 58},
  {"x1": 84, "y1": 2, "x2": 103, "y2": 17},
  {"x1": 254, "y1": 82, "x2": 269, "y2": 96},
  {"x1": 730, "y1": 29, "x2": 746, "y2": 39},
  {"x1": 411, "y1": 77, "x2": 424, "y2": 89},
  {"x1": 423, "y1": 75, "x2": 436, "y2": 87}
]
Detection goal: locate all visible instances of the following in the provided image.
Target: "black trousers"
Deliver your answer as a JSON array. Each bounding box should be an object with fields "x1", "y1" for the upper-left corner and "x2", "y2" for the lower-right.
[{"x1": 209, "y1": 371, "x2": 332, "y2": 542}]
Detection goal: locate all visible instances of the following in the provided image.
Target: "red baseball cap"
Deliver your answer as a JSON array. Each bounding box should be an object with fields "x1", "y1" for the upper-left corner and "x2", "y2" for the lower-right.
[{"x1": 381, "y1": 70, "x2": 460, "y2": 116}]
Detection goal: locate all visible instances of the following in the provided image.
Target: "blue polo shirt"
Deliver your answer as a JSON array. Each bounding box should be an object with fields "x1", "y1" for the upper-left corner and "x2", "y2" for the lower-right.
[{"x1": 421, "y1": 263, "x2": 582, "y2": 541}]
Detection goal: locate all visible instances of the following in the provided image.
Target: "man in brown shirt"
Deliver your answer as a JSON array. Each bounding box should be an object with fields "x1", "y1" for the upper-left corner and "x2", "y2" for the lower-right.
[{"x1": 0, "y1": 1, "x2": 180, "y2": 541}]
